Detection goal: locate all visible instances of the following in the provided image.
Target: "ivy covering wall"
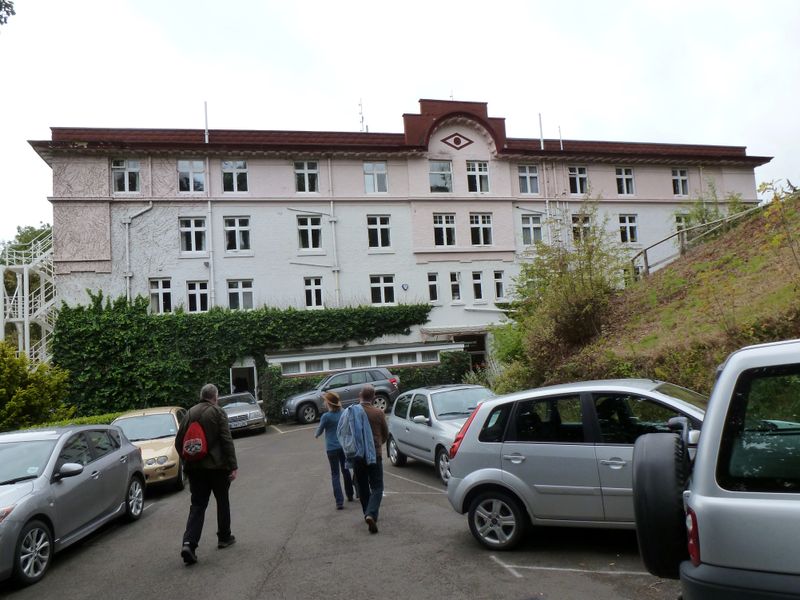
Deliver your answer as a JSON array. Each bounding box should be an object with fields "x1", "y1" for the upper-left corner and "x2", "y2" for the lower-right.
[{"x1": 53, "y1": 292, "x2": 432, "y2": 416}]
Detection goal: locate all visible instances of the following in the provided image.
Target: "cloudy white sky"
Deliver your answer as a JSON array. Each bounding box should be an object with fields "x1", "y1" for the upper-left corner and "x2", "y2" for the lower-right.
[{"x1": 0, "y1": 0, "x2": 797, "y2": 242}]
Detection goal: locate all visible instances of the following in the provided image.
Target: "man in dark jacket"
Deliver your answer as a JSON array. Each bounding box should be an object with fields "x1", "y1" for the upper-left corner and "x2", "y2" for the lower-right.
[{"x1": 175, "y1": 383, "x2": 238, "y2": 565}]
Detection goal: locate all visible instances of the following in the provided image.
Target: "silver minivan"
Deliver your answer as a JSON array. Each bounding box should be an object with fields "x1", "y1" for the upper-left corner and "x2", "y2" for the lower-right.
[{"x1": 447, "y1": 379, "x2": 706, "y2": 550}]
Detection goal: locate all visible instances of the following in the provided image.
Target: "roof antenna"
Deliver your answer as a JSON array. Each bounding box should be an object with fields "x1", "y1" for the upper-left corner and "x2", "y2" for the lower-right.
[
  {"x1": 538, "y1": 113, "x2": 544, "y2": 150},
  {"x1": 204, "y1": 101, "x2": 209, "y2": 144},
  {"x1": 450, "y1": 89, "x2": 454, "y2": 100},
  {"x1": 559, "y1": 125, "x2": 563, "y2": 150},
  {"x1": 359, "y1": 99, "x2": 365, "y2": 132}
]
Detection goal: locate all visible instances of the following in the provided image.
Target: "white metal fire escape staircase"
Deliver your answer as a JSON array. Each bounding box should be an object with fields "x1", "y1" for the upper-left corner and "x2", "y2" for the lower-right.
[{"x1": 1, "y1": 230, "x2": 56, "y2": 363}]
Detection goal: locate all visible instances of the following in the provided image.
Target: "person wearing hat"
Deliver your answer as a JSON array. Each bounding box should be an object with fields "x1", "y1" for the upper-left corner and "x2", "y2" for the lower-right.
[{"x1": 314, "y1": 391, "x2": 355, "y2": 509}]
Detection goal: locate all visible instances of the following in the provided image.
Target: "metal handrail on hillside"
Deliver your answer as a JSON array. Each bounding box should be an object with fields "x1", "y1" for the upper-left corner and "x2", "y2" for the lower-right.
[{"x1": 631, "y1": 204, "x2": 765, "y2": 276}]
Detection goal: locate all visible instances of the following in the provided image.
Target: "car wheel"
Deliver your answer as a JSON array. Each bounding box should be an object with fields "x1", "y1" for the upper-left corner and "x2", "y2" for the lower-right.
[
  {"x1": 174, "y1": 461, "x2": 187, "y2": 492},
  {"x1": 13, "y1": 520, "x2": 53, "y2": 586},
  {"x1": 468, "y1": 490, "x2": 527, "y2": 551},
  {"x1": 387, "y1": 435, "x2": 407, "y2": 466},
  {"x1": 435, "y1": 446, "x2": 451, "y2": 485},
  {"x1": 125, "y1": 475, "x2": 145, "y2": 521},
  {"x1": 633, "y1": 432, "x2": 690, "y2": 579},
  {"x1": 297, "y1": 403, "x2": 318, "y2": 424},
  {"x1": 373, "y1": 394, "x2": 390, "y2": 413}
]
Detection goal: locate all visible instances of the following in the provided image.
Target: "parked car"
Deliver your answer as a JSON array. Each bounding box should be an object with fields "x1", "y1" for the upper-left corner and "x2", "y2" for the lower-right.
[
  {"x1": 218, "y1": 392, "x2": 268, "y2": 434},
  {"x1": 387, "y1": 385, "x2": 495, "y2": 484},
  {"x1": 0, "y1": 425, "x2": 145, "y2": 586},
  {"x1": 633, "y1": 339, "x2": 800, "y2": 598},
  {"x1": 281, "y1": 367, "x2": 400, "y2": 424},
  {"x1": 111, "y1": 406, "x2": 187, "y2": 490},
  {"x1": 446, "y1": 379, "x2": 706, "y2": 550}
]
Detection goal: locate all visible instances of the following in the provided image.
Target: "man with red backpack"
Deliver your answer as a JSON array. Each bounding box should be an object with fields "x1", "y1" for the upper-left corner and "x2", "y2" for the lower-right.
[{"x1": 175, "y1": 383, "x2": 238, "y2": 565}]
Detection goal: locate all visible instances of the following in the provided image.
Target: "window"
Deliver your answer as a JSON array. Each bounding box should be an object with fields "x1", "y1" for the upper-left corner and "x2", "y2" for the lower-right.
[
  {"x1": 57, "y1": 434, "x2": 92, "y2": 468},
  {"x1": 410, "y1": 394, "x2": 430, "y2": 419},
  {"x1": 150, "y1": 279, "x2": 172, "y2": 314},
  {"x1": 467, "y1": 161, "x2": 489, "y2": 192},
  {"x1": 178, "y1": 160, "x2": 205, "y2": 192},
  {"x1": 450, "y1": 272, "x2": 461, "y2": 301},
  {"x1": 367, "y1": 215, "x2": 391, "y2": 248},
  {"x1": 594, "y1": 394, "x2": 680, "y2": 444},
  {"x1": 518, "y1": 165, "x2": 539, "y2": 194},
  {"x1": 370, "y1": 274, "x2": 395, "y2": 304},
  {"x1": 672, "y1": 168, "x2": 689, "y2": 196},
  {"x1": 508, "y1": 396, "x2": 584, "y2": 443},
  {"x1": 306, "y1": 360, "x2": 324, "y2": 373},
  {"x1": 328, "y1": 358, "x2": 347, "y2": 370},
  {"x1": 86, "y1": 430, "x2": 116, "y2": 458},
  {"x1": 572, "y1": 214, "x2": 590, "y2": 242},
  {"x1": 294, "y1": 161, "x2": 318, "y2": 192},
  {"x1": 615, "y1": 167, "x2": 635, "y2": 195},
  {"x1": 304, "y1": 276, "x2": 323, "y2": 309},
  {"x1": 472, "y1": 272, "x2": 484, "y2": 301},
  {"x1": 282, "y1": 362, "x2": 301, "y2": 375},
  {"x1": 222, "y1": 160, "x2": 248, "y2": 192},
  {"x1": 228, "y1": 280, "x2": 253, "y2": 310},
  {"x1": 470, "y1": 213, "x2": 493, "y2": 246},
  {"x1": 187, "y1": 281, "x2": 208, "y2": 313},
  {"x1": 112, "y1": 159, "x2": 140, "y2": 193},
  {"x1": 376, "y1": 354, "x2": 393, "y2": 366},
  {"x1": 568, "y1": 166, "x2": 588, "y2": 194},
  {"x1": 180, "y1": 218, "x2": 206, "y2": 252},
  {"x1": 421, "y1": 351, "x2": 438, "y2": 362},
  {"x1": 494, "y1": 270, "x2": 505, "y2": 299},
  {"x1": 429, "y1": 160, "x2": 453, "y2": 193},
  {"x1": 297, "y1": 215, "x2": 322, "y2": 249},
  {"x1": 394, "y1": 394, "x2": 412, "y2": 418},
  {"x1": 428, "y1": 272, "x2": 439, "y2": 303},
  {"x1": 364, "y1": 162, "x2": 387, "y2": 193},
  {"x1": 224, "y1": 217, "x2": 250, "y2": 251},
  {"x1": 351, "y1": 356, "x2": 372, "y2": 368},
  {"x1": 398, "y1": 352, "x2": 416, "y2": 364},
  {"x1": 619, "y1": 214, "x2": 638, "y2": 243},
  {"x1": 433, "y1": 214, "x2": 456, "y2": 246},
  {"x1": 521, "y1": 214, "x2": 542, "y2": 245}
]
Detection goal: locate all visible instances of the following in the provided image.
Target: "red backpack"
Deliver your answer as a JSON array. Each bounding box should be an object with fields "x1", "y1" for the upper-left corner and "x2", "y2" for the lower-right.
[{"x1": 181, "y1": 405, "x2": 212, "y2": 462}]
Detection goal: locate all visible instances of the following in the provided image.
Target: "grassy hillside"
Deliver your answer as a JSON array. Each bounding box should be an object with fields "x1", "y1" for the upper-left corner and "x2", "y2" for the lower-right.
[{"x1": 545, "y1": 191, "x2": 800, "y2": 395}]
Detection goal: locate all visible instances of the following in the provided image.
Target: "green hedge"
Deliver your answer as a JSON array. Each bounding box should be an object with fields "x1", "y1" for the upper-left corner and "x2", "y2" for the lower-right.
[
  {"x1": 29, "y1": 412, "x2": 124, "y2": 429},
  {"x1": 53, "y1": 292, "x2": 431, "y2": 416}
]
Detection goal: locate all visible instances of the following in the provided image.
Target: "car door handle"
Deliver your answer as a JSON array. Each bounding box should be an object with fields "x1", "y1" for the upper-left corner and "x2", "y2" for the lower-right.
[
  {"x1": 119, "y1": 456, "x2": 127, "y2": 463},
  {"x1": 600, "y1": 459, "x2": 627, "y2": 468},
  {"x1": 90, "y1": 470, "x2": 101, "y2": 479},
  {"x1": 502, "y1": 454, "x2": 526, "y2": 464}
]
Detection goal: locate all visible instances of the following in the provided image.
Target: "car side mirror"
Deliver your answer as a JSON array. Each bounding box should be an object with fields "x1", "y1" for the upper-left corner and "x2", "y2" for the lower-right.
[
  {"x1": 412, "y1": 415, "x2": 430, "y2": 425},
  {"x1": 56, "y1": 462, "x2": 84, "y2": 480}
]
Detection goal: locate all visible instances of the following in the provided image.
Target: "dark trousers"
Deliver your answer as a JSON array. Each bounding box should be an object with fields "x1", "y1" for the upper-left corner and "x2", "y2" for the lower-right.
[
  {"x1": 182, "y1": 469, "x2": 232, "y2": 549},
  {"x1": 326, "y1": 448, "x2": 354, "y2": 507},
  {"x1": 353, "y1": 455, "x2": 383, "y2": 521}
]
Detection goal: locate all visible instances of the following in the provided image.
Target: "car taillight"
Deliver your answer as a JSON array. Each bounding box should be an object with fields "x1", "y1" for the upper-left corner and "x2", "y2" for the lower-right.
[
  {"x1": 450, "y1": 404, "x2": 481, "y2": 459},
  {"x1": 389, "y1": 377, "x2": 399, "y2": 388},
  {"x1": 686, "y1": 507, "x2": 700, "y2": 566}
]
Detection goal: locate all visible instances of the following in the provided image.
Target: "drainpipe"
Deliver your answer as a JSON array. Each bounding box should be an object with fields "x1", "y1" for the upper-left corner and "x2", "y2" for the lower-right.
[
  {"x1": 124, "y1": 202, "x2": 154, "y2": 301},
  {"x1": 327, "y1": 157, "x2": 341, "y2": 307},
  {"x1": 206, "y1": 157, "x2": 215, "y2": 308}
]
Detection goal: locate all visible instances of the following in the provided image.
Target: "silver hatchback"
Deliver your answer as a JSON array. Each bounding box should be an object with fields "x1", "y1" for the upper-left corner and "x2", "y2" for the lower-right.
[
  {"x1": 0, "y1": 425, "x2": 145, "y2": 586},
  {"x1": 447, "y1": 379, "x2": 706, "y2": 550}
]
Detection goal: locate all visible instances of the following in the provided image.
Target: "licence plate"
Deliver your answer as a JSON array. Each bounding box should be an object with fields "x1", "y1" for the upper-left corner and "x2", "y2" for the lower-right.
[{"x1": 229, "y1": 420, "x2": 248, "y2": 428}]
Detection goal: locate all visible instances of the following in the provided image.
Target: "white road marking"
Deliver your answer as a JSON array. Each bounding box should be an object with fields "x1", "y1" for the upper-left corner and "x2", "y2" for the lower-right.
[
  {"x1": 383, "y1": 470, "x2": 446, "y2": 493},
  {"x1": 143, "y1": 502, "x2": 155, "y2": 512},
  {"x1": 491, "y1": 554, "x2": 648, "y2": 577},
  {"x1": 382, "y1": 491, "x2": 443, "y2": 495},
  {"x1": 270, "y1": 424, "x2": 317, "y2": 434}
]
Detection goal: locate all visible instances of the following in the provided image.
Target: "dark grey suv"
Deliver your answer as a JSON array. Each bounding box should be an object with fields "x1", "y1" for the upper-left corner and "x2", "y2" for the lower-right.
[{"x1": 281, "y1": 367, "x2": 400, "y2": 424}]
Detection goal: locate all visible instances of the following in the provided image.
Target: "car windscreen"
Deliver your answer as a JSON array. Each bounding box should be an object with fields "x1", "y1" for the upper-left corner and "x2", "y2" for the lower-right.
[
  {"x1": 114, "y1": 413, "x2": 177, "y2": 441},
  {"x1": 655, "y1": 382, "x2": 708, "y2": 411},
  {"x1": 219, "y1": 395, "x2": 257, "y2": 409},
  {"x1": 0, "y1": 440, "x2": 57, "y2": 484},
  {"x1": 432, "y1": 388, "x2": 495, "y2": 420}
]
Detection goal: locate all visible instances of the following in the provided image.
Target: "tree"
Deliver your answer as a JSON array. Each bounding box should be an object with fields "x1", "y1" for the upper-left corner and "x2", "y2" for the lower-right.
[
  {"x1": 0, "y1": 0, "x2": 14, "y2": 26},
  {"x1": 0, "y1": 341, "x2": 73, "y2": 432}
]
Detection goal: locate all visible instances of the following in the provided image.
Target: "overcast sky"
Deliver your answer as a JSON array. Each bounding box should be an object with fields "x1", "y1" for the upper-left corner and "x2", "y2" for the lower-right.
[{"x1": 1, "y1": 0, "x2": 798, "y2": 242}]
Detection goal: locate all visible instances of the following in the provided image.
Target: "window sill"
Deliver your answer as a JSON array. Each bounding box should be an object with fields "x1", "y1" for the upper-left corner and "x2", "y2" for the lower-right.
[
  {"x1": 297, "y1": 250, "x2": 326, "y2": 256},
  {"x1": 224, "y1": 251, "x2": 255, "y2": 258},
  {"x1": 450, "y1": 302, "x2": 465, "y2": 306},
  {"x1": 367, "y1": 248, "x2": 394, "y2": 255},
  {"x1": 180, "y1": 252, "x2": 210, "y2": 259}
]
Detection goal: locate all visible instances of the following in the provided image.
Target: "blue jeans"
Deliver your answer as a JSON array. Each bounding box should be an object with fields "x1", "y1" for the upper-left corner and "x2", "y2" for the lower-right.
[
  {"x1": 326, "y1": 449, "x2": 354, "y2": 507},
  {"x1": 353, "y1": 455, "x2": 383, "y2": 521}
]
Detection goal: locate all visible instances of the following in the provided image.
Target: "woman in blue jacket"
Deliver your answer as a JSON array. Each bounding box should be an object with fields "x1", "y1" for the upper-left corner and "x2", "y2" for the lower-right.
[{"x1": 314, "y1": 392, "x2": 354, "y2": 509}]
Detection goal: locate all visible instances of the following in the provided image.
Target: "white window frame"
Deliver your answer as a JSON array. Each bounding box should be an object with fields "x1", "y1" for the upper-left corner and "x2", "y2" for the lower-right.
[
  {"x1": 494, "y1": 270, "x2": 505, "y2": 300},
  {"x1": 112, "y1": 159, "x2": 140, "y2": 193},
  {"x1": 222, "y1": 160, "x2": 248, "y2": 193},
  {"x1": 615, "y1": 167, "x2": 635, "y2": 195},
  {"x1": 572, "y1": 213, "x2": 590, "y2": 242},
  {"x1": 304, "y1": 276, "x2": 323, "y2": 309},
  {"x1": 297, "y1": 215, "x2": 322, "y2": 250},
  {"x1": 433, "y1": 213, "x2": 456, "y2": 246},
  {"x1": 370, "y1": 274, "x2": 395, "y2": 305},
  {"x1": 470, "y1": 213, "x2": 493, "y2": 246},
  {"x1": 149, "y1": 278, "x2": 172, "y2": 314},
  {"x1": 187, "y1": 280, "x2": 208, "y2": 313},
  {"x1": 676, "y1": 213, "x2": 689, "y2": 232},
  {"x1": 450, "y1": 272, "x2": 461, "y2": 302},
  {"x1": 178, "y1": 160, "x2": 206, "y2": 193},
  {"x1": 367, "y1": 215, "x2": 391, "y2": 248},
  {"x1": 428, "y1": 272, "x2": 440, "y2": 303},
  {"x1": 429, "y1": 160, "x2": 453, "y2": 193},
  {"x1": 568, "y1": 166, "x2": 588, "y2": 195},
  {"x1": 364, "y1": 161, "x2": 388, "y2": 193},
  {"x1": 472, "y1": 271, "x2": 484, "y2": 301},
  {"x1": 294, "y1": 160, "x2": 319, "y2": 193},
  {"x1": 224, "y1": 217, "x2": 251, "y2": 252},
  {"x1": 518, "y1": 164, "x2": 539, "y2": 195},
  {"x1": 227, "y1": 279, "x2": 254, "y2": 310},
  {"x1": 672, "y1": 168, "x2": 689, "y2": 196},
  {"x1": 179, "y1": 217, "x2": 207, "y2": 253},
  {"x1": 619, "y1": 214, "x2": 638, "y2": 243},
  {"x1": 467, "y1": 160, "x2": 489, "y2": 193},
  {"x1": 521, "y1": 214, "x2": 543, "y2": 245}
]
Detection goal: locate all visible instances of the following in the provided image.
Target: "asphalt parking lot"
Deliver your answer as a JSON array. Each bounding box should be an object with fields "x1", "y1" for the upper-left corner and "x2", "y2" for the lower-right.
[{"x1": 1, "y1": 421, "x2": 681, "y2": 600}]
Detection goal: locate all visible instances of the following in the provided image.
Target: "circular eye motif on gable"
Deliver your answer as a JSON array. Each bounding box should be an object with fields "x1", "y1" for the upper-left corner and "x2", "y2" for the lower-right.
[{"x1": 442, "y1": 133, "x2": 474, "y2": 150}]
